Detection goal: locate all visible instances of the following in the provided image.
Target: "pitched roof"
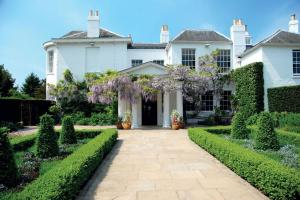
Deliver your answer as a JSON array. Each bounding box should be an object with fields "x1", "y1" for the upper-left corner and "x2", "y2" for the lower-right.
[
  {"x1": 60, "y1": 28, "x2": 124, "y2": 39},
  {"x1": 128, "y1": 43, "x2": 167, "y2": 49},
  {"x1": 242, "y1": 30, "x2": 300, "y2": 56},
  {"x1": 172, "y1": 30, "x2": 231, "y2": 42}
]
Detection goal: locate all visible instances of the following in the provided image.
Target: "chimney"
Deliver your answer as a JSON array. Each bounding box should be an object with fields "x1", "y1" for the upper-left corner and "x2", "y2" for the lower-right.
[
  {"x1": 160, "y1": 25, "x2": 169, "y2": 43},
  {"x1": 87, "y1": 10, "x2": 100, "y2": 38},
  {"x1": 289, "y1": 14, "x2": 299, "y2": 33},
  {"x1": 230, "y1": 19, "x2": 248, "y2": 69}
]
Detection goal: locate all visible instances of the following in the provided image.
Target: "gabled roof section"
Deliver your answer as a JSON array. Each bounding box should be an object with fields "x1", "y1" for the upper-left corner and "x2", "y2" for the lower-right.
[
  {"x1": 128, "y1": 43, "x2": 167, "y2": 49},
  {"x1": 172, "y1": 29, "x2": 231, "y2": 43},
  {"x1": 242, "y1": 30, "x2": 300, "y2": 57},
  {"x1": 119, "y1": 61, "x2": 167, "y2": 75},
  {"x1": 60, "y1": 28, "x2": 124, "y2": 39}
]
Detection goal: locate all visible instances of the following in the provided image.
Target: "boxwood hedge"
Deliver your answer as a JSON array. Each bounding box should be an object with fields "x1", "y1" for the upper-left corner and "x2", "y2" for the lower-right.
[
  {"x1": 5, "y1": 128, "x2": 117, "y2": 200},
  {"x1": 268, "y1": 85, "x2": 300, "y2": 112},
  {"x1": 233, "y1": 62, "x2": 264, "y2": 119},
  {"x1": 188, "y1": 128, "x2": 300, "y2": 200}
]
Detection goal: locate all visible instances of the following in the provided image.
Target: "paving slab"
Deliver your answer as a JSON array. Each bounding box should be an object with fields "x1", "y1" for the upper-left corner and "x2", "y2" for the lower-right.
[{"x1": 77, "y1": 128, "x2": 269, "y2": 200}]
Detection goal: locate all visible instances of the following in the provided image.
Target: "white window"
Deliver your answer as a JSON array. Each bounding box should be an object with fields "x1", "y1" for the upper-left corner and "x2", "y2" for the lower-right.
[
  {"x1": 201, "y1": 91, "x2": 214, "y2": 111},
  {"x1": 216, "y1": 49, "x2": 231, "y2": 73},
  {"x1": 220, "y1": 90, "x2": 232, "y2": 111},
  {"x1": 132, "y1": 59, "x2": 143, "y2": 67},
  {"x1": 293, "y1": 50, "x2": 300, "y2": 76},
  {"x1": 153, "y1": 60, "x2": 164, "y2": 65},
  {"x1": 182, "y1": 48, "x2": 196, "y2": 69},
  {"x1": 48, "y1": 51, "x2": 54, "y2": 73}
]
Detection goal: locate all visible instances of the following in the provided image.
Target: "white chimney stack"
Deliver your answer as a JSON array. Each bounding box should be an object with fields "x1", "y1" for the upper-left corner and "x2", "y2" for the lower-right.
[
  {"x1": 289, "y1": 14, "x2": 299, "y2": 33},
  {"x1": 160, "y1": 25, "x2": 169, "y2": 43},
  {"x1": 87, "y1": 10, "x2": 100, "y2": 38},
  {"x1": 230, "y1": 19, "x2": 248, "y2": 69}
]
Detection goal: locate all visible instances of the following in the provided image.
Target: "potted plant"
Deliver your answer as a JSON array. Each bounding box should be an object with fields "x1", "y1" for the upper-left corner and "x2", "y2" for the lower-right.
[
  {"x1": 171, "y1": 110, "x2": 180, "y2": 130},
  {"x1": 178, "y1": 116, "x2": 185, "y2": 129},
  {"x1": 122, "y1": 111, "x2": 132, "y2": 130},
  {"x1": 116, "y1": 116, "x2": 123, "y2": 129}
]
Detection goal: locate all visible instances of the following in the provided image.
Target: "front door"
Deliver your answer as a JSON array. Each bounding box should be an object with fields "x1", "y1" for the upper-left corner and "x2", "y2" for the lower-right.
[{"x1": 142, "y1": 98, "x2": 157, "y2": 125}]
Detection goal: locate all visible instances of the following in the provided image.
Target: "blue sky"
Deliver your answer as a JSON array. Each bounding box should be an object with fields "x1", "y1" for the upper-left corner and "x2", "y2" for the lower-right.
[{"x1": 0, "y1": 0, "x2": 299, "y2": 86}]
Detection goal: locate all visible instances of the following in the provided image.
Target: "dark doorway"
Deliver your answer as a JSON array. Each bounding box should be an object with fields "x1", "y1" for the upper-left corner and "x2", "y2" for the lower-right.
[{"x1": 142, "y1": 98, "x2": 157, "y2": 125}]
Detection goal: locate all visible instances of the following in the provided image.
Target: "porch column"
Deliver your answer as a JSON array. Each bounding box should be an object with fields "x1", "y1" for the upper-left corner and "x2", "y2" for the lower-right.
[
  {"x1": 163, "y1": 91, "x2": 170, "y2": 128},
  {"x1": 176, "y1": 81, "x2": 183, "y2": 117},
  {"x1": 118, "y1": 91, "x2": 125, "y2": 118},
  {"x1": 157, "y1": 91, "x2": 163, "y2": 126},
  {"x1": 132, "y1": 96, "x2": 140, "y2": 129}
]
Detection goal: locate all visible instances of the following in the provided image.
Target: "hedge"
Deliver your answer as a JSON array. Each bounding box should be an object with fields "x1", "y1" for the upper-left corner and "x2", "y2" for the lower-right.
[
  {"x1": 233, "y1": 62, "x2": 264, "y2": 119},
  {"x1": 268, "y1": 85, "x2": 300, "y2": 112},
  {"x1": 188, "y1": 128, "x2": 300, "y2": 200},
  {"x1": 5, "y1": 128, "x2": 118, "y2": 200},
  {"x1": 10, "y1": 129, "x2": 102, "y2": 151}
]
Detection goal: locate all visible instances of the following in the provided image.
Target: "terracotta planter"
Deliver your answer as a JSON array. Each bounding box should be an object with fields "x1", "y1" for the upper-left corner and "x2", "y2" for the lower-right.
[
  {"x1": 179, "y1": 122, "x2": 185, "y2": 129},
  {"x1": 122, "y1": 122, "x2": 131, "y2": 130},
  {"x1": 116, "y1": 122, "x2": 123, "y2": 129},
  {"x1": 172, "y1": 123, "x2": 180, "y2": 130}
]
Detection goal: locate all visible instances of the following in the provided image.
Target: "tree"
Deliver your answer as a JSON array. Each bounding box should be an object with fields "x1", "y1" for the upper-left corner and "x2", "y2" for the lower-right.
[
  {"x1": 60, "y1": 116, "x2": 77, "y2": 144},
  {"x1": 0, "y1": 65, "x2": 15, "y2": 97},
  {"x1": 34, "y1": 79, "x2": 46, "y2": 99},
  {"x1": 0, "y1": 127, "x2": 19, "y2": 187},
  {"x1": 22, "y1": 73, "x2": 41, "y2": 97},
  {"x1": 36, "y1": 114, "x2": 59, "y2": 158}
]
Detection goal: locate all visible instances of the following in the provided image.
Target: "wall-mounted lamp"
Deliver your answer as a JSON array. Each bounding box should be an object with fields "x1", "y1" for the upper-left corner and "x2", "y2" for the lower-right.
[
  {"x1": 205, "y1": 44, "x2": 210, "y2": 48},
  {"x1": 89, "y1": 42, "x2": 95, "y2": 46}
]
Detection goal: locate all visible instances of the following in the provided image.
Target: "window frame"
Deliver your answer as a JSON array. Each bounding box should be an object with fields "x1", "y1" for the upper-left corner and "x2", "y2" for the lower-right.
[
  {"x1": 131, "y1": 59, "x2": 143, "y2": 67},
  {"x1": 216, "y1": 49, "x2": 231, "y2": 73},
  {"x1": 181, "y1": 48, "x2": 196, "y2": 69},
  {"x1": 153, "y1": 60, "x2": 164, "y2": 65},
  {"x1": 201, "y1": 91, "x2": 214, "y2": 111},
  {"x1": 48, "y1": 50, "x2": 54, "y2": 74},
  {"x1": 220, "y1": 90, "x2": 232, "y2": 111},
  {"x1": 293, "y1": 49, "x2": 300, "y2": 76}
]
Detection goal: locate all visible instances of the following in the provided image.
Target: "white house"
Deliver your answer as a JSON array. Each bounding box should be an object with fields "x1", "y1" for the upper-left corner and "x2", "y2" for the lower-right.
[{"x1": 44, "y1": 10, "x2": 300, "y2": 127}]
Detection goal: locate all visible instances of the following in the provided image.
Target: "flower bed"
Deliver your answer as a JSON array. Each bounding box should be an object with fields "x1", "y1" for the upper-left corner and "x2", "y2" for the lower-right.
[
  {"x1": 1, "y1": 128, "x2": 117, "y2": 200},
  {"x1": 188, "y1": 127, "x2": 300, "y2": 200}
]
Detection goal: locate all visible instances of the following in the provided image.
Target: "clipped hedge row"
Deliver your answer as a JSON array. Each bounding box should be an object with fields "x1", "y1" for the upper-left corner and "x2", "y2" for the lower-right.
[
  {"x1": 10, "y1": 129, "x2": 102, "y2": 151},
  {"x1": 268, "y1": 85, "x2": 300, "y2": 112},
  {"x1": 188, "y1": 128, "x2": 300, "y2": 200},
  {"x1": 233, "y1": 62, "x2": 264, "y2": 119},
  {"x1": 9, "y1": 128, "x2": 117, "y2": 200}
]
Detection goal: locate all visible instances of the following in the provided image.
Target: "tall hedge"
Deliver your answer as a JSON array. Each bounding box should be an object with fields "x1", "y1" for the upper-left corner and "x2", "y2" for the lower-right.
[
  {"x1": 60, "y1": 116, "x2": 77, "y2": 144},
  {"x1": 0, "y1": 127, "x2": 19, "y2": 187},
  {"x1": 231, "y1": 112, "x2": 248, "y2": 139},
  {"x1": 268, "y1": 85, "x2": 300, "y2": 112},
  {"x1": 233, "y1": 62, "x2": 264, "y2": 118},
  {"x1": 36, "y1": 114, "x2": 59, "y2": 158}
]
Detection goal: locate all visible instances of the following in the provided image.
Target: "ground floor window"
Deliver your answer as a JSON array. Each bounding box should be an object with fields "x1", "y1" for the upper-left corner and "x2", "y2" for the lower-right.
[
  {"x1": 185, "y1": 100, "x2": 195, "y2": 111},
  {"x1": 201, "y1": 91, "x2": 214, "y2": 111},
  {"x1": 220, "y1": 90, "x2": 232, "y2": 111}
]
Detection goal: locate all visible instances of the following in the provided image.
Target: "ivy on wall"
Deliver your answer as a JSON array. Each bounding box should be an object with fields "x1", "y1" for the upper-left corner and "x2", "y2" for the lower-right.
[
  {"x1": 268, "y1": 85, "x2": 300, "y2": 112},
  {"x1": 233, "y1": 62, "x2": 264, "y2": 118}
]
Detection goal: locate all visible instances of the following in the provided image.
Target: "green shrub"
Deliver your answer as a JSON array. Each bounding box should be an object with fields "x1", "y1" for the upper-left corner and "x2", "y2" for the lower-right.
[
  {"x1": 276, "y1": 129, "x2": 300, "y2": 147},
  {"x1": 12, "y1": 129, "x2": 117, "y2": 200},
  {"x1": 231, "y1": 112, "x2": 248, "y2": 139},
  {"x1": 282, "y1": 126, "x2": 300, "y2": 133},
  {"x1": 0, "y1": 127, "x2": 19, "y2": 187},
  {"x1": 233, "y1": 62, "x2": 264, "y2": 119},
  {"x1": 188, "y1": 128, "x2": 300, "y2": 200},
  {"x1": 75, "y1": 129, "x2": 101, "y2": 140},
  {"x1": 246, "y1": 113, "x2": 259, "y2": 125},
  {"x1": 277, "y1": 112, "x2": 300, "y2": 128},
  {"x1": 10, "y1": 134, "x2": 36, "y2": 151},
  {"x1": 255, "y1": 112, "x2": 279, "y2": 150},
  {"x1": 268, "y1": 85, "x2": 300, "y2": 112},
  {"x1": 0, "y1": 121, "x2": 23, "y2": 132},
  {"x1": 36, "y1": 114, "x2": 59, "y2": 158},
  {"x1": 60, "y1": 116, "x2": 77, "y2": 144}
]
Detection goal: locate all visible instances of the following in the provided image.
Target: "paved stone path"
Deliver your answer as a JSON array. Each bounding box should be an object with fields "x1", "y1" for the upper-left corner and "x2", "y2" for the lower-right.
[{"x1": 77, "y1": 129, "x2": 269, "y2": 200}]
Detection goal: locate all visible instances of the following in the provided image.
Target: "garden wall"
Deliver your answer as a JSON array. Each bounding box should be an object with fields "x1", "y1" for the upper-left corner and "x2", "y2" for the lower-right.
[
  {"x1": 0, "y1": 98, "x2": 54, "y2": 125},
  {"x1": 268, "y1": 85, "x2": 300, "y2": 112},
  {"x1": 233, "y1": 62, "x2": 264, "y2": 118}
]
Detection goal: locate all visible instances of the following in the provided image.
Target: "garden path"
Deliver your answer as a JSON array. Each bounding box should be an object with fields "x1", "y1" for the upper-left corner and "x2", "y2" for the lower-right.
[{"x1": 77, "y1": 128, "x2": 269, "y2": 200}]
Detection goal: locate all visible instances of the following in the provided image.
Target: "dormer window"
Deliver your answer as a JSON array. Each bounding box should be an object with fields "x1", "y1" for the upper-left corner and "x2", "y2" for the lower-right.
[
  {"x1": 293, "y1": 50, "x2": 300, "y2": 76},
  {"x1": 48, "y1": 51, "x2": 54, "y2": 73}
]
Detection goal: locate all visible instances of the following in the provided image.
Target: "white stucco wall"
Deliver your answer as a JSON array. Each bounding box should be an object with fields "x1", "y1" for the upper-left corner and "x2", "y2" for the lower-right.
[
  {"x1": 240, "y1": 48, "x2": 263, "y2": 67},
  {"x1": 127, "y1": 49, "x2": 166, "y2": 67}
]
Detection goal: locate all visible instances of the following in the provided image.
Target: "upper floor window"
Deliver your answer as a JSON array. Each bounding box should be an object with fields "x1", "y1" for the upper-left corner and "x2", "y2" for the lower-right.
[
  {"x1": 216, "y1": 49, "x2": 231, "y2": 73},
  {"x1": 293, "y1": 50, "x2": 300, "y2": 76},
  {"x1": 220, "y1": 90, "x2": 232, "y2": 111},
  {"x1": 201, "y1": 91, "x2": 214, "y2": 111},
  {"x1": 153, "y1": 60, "x2": 164, "y2": 65},
  {"x1": 132, "y1": 59, "x2": 143, "y2": 67},
  {"x1": 182, "y1": 48, "x2": 196, "y2": 69},
  {"x1": 48, "y1": 51, "x2": 54, "y2": 73}
]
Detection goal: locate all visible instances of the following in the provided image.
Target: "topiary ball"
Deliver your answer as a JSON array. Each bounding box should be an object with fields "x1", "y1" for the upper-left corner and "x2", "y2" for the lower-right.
[
  {"x1": 0, "y1": 127, "x2": 19, "y2": 187},
  {"x1": 60, "y1": 116, "x2": 77, "y2": 144},
  {"x1": 255, "y1": 112, "x2": 279, "y2": 150},
  {"x1": 36, "y1": 114, "x2": 59, "y2": 158},
  {"x1": 231, "y1": 112, "x2": 248, "y2": 139}
]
